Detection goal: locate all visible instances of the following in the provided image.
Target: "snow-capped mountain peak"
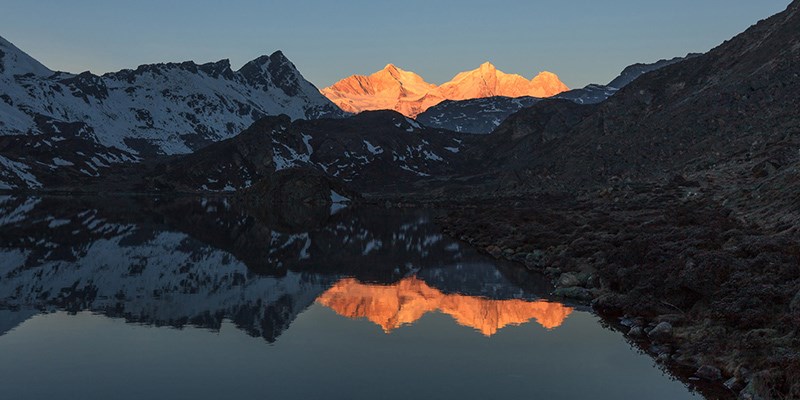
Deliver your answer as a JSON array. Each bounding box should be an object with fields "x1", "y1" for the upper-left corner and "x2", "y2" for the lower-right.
[
  {"x1": 321, "y1": 62, "x2": 569, "y2": 117},
  {"x1": 0, "y1": 37, "x2": 347, "y2": 156},
  {"x1": 0, "y1": 35, "x2": 53, "y2": 77}
]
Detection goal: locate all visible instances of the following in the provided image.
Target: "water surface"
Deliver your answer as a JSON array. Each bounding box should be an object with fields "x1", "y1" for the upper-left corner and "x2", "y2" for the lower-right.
[{"x1": 0, "y1": 196, "x2": 699, "y2": 399}]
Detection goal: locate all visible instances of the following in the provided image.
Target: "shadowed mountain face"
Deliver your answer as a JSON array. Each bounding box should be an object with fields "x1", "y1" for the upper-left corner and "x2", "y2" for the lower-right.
[
  {"x1": 476, "y1": 1, "x2": 800, "y2": 200},
  {"x1": 0, "y1": 195, "x2": 561, "y2": 343},
  {"x1": 0, "y1": 110, "x2": 473, "y2": 193},
  {"x1": 416, "y1": 55, "x2": 698, "y2": 134},
  {"x1": 139, "y1": 111, "x2": 471, "y2": 194}
]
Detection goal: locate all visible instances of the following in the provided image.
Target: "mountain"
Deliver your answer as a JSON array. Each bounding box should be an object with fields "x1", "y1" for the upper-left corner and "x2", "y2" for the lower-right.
[
  {"x1": 435, "y1": 3, "x2": 800, "y2": 397},
  {"x1": 439, "y1": 63, "x2": 568, "y2": 100},
  {"x1": 476, "y1": 2, "x2": 800, "y2": 197},
  {"x1": 319, "y1": 64, "x2": 442, "y2": 118},
  {"x1": 0, "y1": 109, "x2": 471, "y2": 193},
  {"x1": 142, "y1": 111, "x2": 469, "y2": 194},
  {"x1": 0, "y1": 36, "x2": 346, "y2": 157},
  {"x1": 415, "y1": 96, "x2": 541, "y2": 135},
  {"x1": 606, "y1": 54, "x2": 701, "y2": 89},
  {"x1": 321, "y1": 62, "x2": 568, "y2": 118},
  {"x1": 417, "y1": 55, "x2": 697, "y2": 134}
]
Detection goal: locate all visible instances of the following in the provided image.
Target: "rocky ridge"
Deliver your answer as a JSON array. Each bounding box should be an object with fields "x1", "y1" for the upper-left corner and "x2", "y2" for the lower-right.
[{"x1": 417, "y1": 55, "x2": 699, "y2": 134}]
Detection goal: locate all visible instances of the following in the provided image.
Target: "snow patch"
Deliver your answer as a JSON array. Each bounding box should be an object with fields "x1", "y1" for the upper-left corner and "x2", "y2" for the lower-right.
[
  {"x1": 51, "y1": 158, "x2": 74, "y2": 167},
  {"x1": 330, "y1": 190, "x2": 350, "y2": 204},
  {"x1": 0, "y1": 156, "x2": 42, "y2": 189},
  {"x1": 363, "y1": 140, "x2": 383, "y2": 155}
]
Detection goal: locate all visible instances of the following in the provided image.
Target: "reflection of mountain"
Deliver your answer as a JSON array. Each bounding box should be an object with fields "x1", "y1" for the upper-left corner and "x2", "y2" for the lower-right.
[
  {"x1": 318, "y1": 277, "x2": 572, "y2": 335},
  {"x1": 0, "y1": 195, "x2": 558, "y2": 343},
  {"x1": 0, "y1": 309, "x2": 37, "y2": 336},
  {"x1": 0, "y1": 223, "x2": 335, "y2": 343}
]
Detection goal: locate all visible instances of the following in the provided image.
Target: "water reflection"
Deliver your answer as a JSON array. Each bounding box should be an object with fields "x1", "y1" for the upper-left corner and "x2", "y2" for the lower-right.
[
  {"x1": 0, "y1": 195, "x2": 560, "y2": 342},
  {"x1": 0, "y1": 195, "x2": 701, "y2": 400},
  {"x1": 318, "y1": 277, "x2": 573, "y2": 335}
]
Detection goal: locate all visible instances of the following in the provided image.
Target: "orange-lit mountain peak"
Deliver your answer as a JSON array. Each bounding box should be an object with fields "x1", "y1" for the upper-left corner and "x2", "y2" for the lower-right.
[
  {"x1": 320, "y1": 64, "x2": 439, "y2": 115},
  {"x1": 530, "y1": 71, "x2": 570, "y2": 97},
  {"x1": 382, "y1": 63, "x2": 401, "y2": 73},
  {"x1": 316, "y1": 277, "x2": 573, "y2": 336},
  {"x1": 478, "y1": 61, "x2": 498, "y2": 71},
  {"x1": 321, "y1": 63, "x2": 569, "y2": 117}
]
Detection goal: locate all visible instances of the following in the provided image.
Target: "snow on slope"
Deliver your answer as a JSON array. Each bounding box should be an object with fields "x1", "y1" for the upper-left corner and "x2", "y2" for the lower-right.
[{"x1": 0, "y1": 36, "x2": 346, "y2": 156}]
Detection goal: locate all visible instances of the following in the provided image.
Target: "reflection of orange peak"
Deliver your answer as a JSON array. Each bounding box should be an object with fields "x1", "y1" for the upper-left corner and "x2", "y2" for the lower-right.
[
  {"x1": 321, "y1": 62, "x2": 569, "y2": 118},
  {"x1": 316, "y1": 277, "x2": 573, "y2": 336}
]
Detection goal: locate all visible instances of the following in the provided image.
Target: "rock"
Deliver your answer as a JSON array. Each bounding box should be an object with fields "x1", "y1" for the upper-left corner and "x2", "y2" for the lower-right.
[
  {"x1": 544, "y1": 267, "x2": 562, "y2": 276},
  {"x1": 649, "y1": 344, "x2": 672, "y2": 355},
  {"x1": 735, "y1": 366, "x2": 753, "y2": 383},
  {"x1": 486, "y1": 245, "x2": 502, "y2": 258},
  {"x1": 790, "y1": 290, "x2": 800, "y2": 314},
  {"x1": 751, "y1": 160, "x2": 778, "y2": 178},
  {"x1": 557, "y1": 272, "x2": 581, "y2": 288},
  {"x1": 553, "y1": 287, "x2": 593, "y2": 301},
  {"x1": 739, "y1": 380, "x2": 765, "y2": 400},
  {"x1": 575, "y1": 271, "x2": 593, "y2": 286},
  {"x1": 695, "y1": 365, "x2": 722, "y2": 381},
  {"x1": 628, "y1": 326, "x2": 644, "y2": 337},
  {"x1": 648, "y1": 322, "x2": 673, "y2": 341},
  {"x1": 724, "y1": 376, "x2": 743, "y2": 391},
  {"x1": 743, "y1": 329, "x2": 778, "y2": 348},
  {"x1": 656, "y1": 353, "x2": 670, "y2": 364},
  {"x1": 524, "y1": 250, "x2": 546, "y2": 268},
  {"x1": 656, "y1": 314, "x2": 685, "y2": 324}
]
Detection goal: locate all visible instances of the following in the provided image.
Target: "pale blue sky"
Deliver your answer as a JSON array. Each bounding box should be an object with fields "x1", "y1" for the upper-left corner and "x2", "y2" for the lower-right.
[{"x1": 0, "y1": 1, "x2": 790, "y2": 89}]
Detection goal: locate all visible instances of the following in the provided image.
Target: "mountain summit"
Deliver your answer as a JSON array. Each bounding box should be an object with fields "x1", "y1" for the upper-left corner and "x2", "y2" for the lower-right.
[
  {"x1": 0, "y1": 36, "x2": 346, "y2": 156},
  {"x1": 321, "y1": 64, "x2": 440, "y2": 117},
  {"x1": 439, "y1": 62, "x2": 568, "y2": 100},
  {"x1": 321, "y1": 62, "x2": 569, "y2": 117}
]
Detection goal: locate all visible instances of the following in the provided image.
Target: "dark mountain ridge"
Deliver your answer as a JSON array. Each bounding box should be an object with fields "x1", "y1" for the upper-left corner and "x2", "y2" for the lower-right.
[{"x1": 416, "y1": 54, "x2": 699, "y2": 134}]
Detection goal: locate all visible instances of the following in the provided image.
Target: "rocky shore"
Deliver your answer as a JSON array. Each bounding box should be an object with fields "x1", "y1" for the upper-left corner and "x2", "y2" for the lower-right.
[{"x1": 433, "y1": 184, "x2": 799, "y2": 399}]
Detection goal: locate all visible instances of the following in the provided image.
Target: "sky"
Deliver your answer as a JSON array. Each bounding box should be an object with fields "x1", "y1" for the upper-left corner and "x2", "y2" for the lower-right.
[{"x1": 0, "y1": 1, "x2": 790, "y2": 89}]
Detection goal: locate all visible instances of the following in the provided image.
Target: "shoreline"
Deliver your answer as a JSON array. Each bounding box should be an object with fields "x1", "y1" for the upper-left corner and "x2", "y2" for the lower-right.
[
  {"x1": 431, "y1": 186, "x2": 799, "y2": 400},
  {"x1": 2, "y1": 189, "x2": 797, "y2": 398}
]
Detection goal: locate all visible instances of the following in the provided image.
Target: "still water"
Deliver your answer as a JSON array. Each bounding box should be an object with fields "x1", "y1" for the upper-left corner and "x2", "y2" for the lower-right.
[{"x1": 0, "y1": 196, "x2": 699, "y2": 400}]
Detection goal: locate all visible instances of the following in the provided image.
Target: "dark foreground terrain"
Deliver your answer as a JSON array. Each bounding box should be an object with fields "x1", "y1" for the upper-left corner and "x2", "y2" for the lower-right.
[{"x1": 432, "y1": 185, "x2": 799, "y2": 399}]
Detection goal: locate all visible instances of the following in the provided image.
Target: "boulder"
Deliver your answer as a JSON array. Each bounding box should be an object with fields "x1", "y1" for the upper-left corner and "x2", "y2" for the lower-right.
[
  {"x1": 524, "y1": 250, "x2": 546, "y2": 268},
  {"x1": 557, "y1": 272, "x2": 581, "y2": 288},
  {"x1": 628, "y1": 326, "x2": 644, "y2": 337},
  {"x1": 696, "y1": 365, "x2": 722, "y2": 381},
  {"x1": 648, "y1": 322, "x2": 673, "y2": 341}
]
